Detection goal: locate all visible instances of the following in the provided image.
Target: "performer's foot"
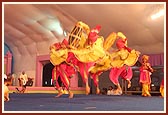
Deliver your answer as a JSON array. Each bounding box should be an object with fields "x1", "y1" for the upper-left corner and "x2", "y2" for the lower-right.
[
  {"x1": 96, "y1": 88, "x2": 100, "y2": 94},
  {"x1": 127, "y1": 80, "x2": 131, "y2": 88},
  {"x1": 68, "y1": 92, "x2": 74, "y2": 98},
  {"x1": 116, "y1": 88, "x2": 122, "y2": 95},
  {"x1": 4, "y1": 97, "x2": 10, "y2": 102},
  {"x1": 118, "y1": 90, "x2": 122, "y2": 95},
  {"x1": 86, "y1": 86, "x2": 90, "y2": 95},
  {"x1": 142, "y1": 94, "x2": 147, "y2": 97},
  {"x1": 55, "y1": 93, "x2": 63, "y2": 98},
  {"x1": 160, "y1": 96, "x2": 164, "y2": 98}
]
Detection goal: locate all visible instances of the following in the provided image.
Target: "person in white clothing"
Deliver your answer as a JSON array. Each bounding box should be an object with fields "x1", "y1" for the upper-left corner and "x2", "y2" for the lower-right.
[
  {"x1": 16, "y1": 71, "x2": 28, "y2": 93},
  {"x1": 107, "y1": 86, "x2": 115, "y2": 95}
]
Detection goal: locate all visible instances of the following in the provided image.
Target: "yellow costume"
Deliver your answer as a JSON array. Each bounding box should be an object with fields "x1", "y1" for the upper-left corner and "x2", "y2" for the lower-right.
[
  {"x1": 50, "y1": 45, "x2": 68, "y2": 66},
  {"x1": 139, "y1": 55, "x2": 153, "y2": 97},
  {"x1": 160, "y1": 79, "x2": 164, "y2": 97},
  {"x1": 70, "y1": 36, "x2": 106, "y2": 63},
  {"x1": 90, "y1": 32, "x2": 140, "y2": 73}
]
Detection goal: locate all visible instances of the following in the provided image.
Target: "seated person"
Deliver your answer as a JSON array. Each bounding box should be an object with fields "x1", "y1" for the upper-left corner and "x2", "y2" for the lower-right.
[
  {"x1": 16, "y1": 71, "x2": 28, "y2": 93},
  {"x1": 107, "y1": 86, "x2": 115, "y2": 95},
  {"x1": 107, "y1": 86, "x2": 122, "y2": 95},
  {"x1": 4, "y1": 74, "x2": 10, "y2": 101},
  {"x1": 101, "y1": 88, "x2": 107, "y2": 95}
]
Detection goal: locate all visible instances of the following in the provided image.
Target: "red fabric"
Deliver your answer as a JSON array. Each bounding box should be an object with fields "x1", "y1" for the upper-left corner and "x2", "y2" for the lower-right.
[
  {"x1": 62, "y1": 38, "x2": 68, "y2": 46},
  {"x1": 139, "y1": 66, "x2": 151, "y2": 84},
  {"x1": 52, "y1": 66, "x2": 60, "y2": 89},
  {"x1": 116, "y1": 38, "x2": 126, "y2": 50},
  {"x1": 88, "y1": 32, "x2": 99, "y2": 43},
  {"x1": 160, "y1": 78, "x2": 164, "y2": 86},
  {"x1": 90, "y1": 71, "x2": 103, "y2": 87},
  {"x1": 94, "y1": 25, "x2": 101, "y2": 32},
  {"x1": 109, "y1": 66, "x2": 133, "y2": 85},
  {"x1": 88, "y1": 25, "x2": 101, "y2": 43},
  {"x1": 52, "y1": 63, "x2": 76, "y2": 90},
  {"x1": 66, "y1": 52, "x2": 79, "y2": 66},
  {"x1": 67, "y1": 52, "x2": 95, "y2": 84},
  {"x1": 53, "y1": 43, "x2": 61, "y2": 50},
  {"x1": 124, "y1": 46, "x2": 132, "y2": 52}
]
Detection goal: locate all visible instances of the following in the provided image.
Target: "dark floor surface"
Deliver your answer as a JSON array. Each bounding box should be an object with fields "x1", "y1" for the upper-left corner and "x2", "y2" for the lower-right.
[{"x1": 3, "y1": 93, "x2": 165, "y2": 112}]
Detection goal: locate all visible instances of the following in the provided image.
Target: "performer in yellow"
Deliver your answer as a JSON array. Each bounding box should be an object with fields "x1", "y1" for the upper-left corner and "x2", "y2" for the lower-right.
[
  {"x1": 68, "y1": 22, "x2": 106, "y2": 95},
  {"x1": 90, "y1": 32, "x2": 140, "y2": 74},
  {"x1": 139, "y1": 55, "x2": 154, "y2": 97},
  {"x1": 50, "y1": 39, "x2": 75, "y2": 98},
  {"x1": 69, "y1": 22, "x2": 106, "y2": 63},
  {"x1": 109, "y1": 32, "x2": 140, "y2": 68},
  {"x1": 160, "y1": 78, "x2": 164, "y2": 98},
  {"x1": 50, "y1": 41, "x2": 68, "y2": 66},
  {"x1": 89, "y1": 32, "x2": 140, "y2": 95}
]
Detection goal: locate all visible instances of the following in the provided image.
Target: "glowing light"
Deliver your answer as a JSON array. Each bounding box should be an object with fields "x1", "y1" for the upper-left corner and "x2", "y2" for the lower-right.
[
  {"x1": 151, "y1": 9, "x2": 164, "y2": 20},
  {"x1": 55, "y1": 22, "x2": 63, "y2": 35}
]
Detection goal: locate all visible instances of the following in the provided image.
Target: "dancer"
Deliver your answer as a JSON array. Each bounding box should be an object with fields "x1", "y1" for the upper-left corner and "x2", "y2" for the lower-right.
[
  {"x1": 108, "y1": 32, "x2": 140, "y2": 95},
  {"x1": 50, "y1": 21, "x2": 140, "y2": 96},
  {"x1": 109, "y1": 65, "x2": 132, "y2": 95},
  {"x1": 66, "y1": 52, "x2": 94, "y2": 95},
  {"x1": 68, "y1": 23, "x2": 105, "y2": 95},
  {"x1": 160, "y1": 68, "x2": 164, "y2": 98},
  {"x1": 139, "y1": 55, "x2": 154, "y2": 97},
  {"x1": 160, "y1": 78, "x2": 164, "y2": 98},
  {"x1": 52, "y1": 63, "x2": 76, "y2": 98},
  {"x1": 69, "y1": 24, "x2": 106, "y2": 63},
  {"x1": 90, "y1": 32, "x2": 139, "y2": 95},
  {"x1": 50, "y1": 39, "x2": 76, "y2": 98}
]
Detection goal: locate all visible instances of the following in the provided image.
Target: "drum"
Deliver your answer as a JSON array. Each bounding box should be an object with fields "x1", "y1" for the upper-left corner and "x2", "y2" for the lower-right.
[{"x1": 68, "y1": 21, "x2": 90, "y2": 49}]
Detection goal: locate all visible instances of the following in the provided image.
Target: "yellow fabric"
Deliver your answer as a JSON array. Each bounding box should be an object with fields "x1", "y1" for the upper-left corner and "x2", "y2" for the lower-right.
[
  {"x1": 117, "y1": 32, "x2": 126, "y2": 39},
  {"x1": 123, "y1": 49, "x2": 140, "y2": 66},
  {"x1": 103, "y1": 32, "x2": 117, "y2": 51},
  {"x1": 89, "y1": 52, "x2": 113, "y2": 73},
  {"x1": 50, "y1": 48, "x2": 68, "y2": 66},
  {"x1": 142, "y1": 83, "x2": 151, "y2": 96},
  {"x1": 110, "y1": 49, "x2": 140, "y2": 68},
  {"x1": 70, "y1": 37, "x2": 106, "y2": 63},
  {"x1": 160, "y1": 86, "x2": 164, "y2": 97},
  {"x1": 90, "y1": 48, "x2": 140, "y2": 73}
]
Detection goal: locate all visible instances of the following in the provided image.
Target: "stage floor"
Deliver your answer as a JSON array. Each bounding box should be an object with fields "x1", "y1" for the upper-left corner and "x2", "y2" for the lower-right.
[{"x1": 3, "y1": 93, "x2": 165, "y2": 112}]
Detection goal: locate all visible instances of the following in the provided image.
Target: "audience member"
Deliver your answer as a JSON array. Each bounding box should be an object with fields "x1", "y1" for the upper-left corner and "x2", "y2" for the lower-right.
[
  {"x1": 4, "y1": 74, "x2": 10, "y2": 101},
  {"x1": 16, "y1": 71, "x2": 28, "y2": 93}
]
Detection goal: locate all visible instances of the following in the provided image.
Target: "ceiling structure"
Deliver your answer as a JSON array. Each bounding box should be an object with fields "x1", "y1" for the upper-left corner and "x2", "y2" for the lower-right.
[{"x1": 3, "y1": 3, "x2": 165, "y2": 73}]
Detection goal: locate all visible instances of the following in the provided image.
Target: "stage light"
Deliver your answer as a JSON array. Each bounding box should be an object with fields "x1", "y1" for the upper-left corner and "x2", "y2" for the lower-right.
[{"x1": 151, "y1": 9, "x2": 164, "y2": 20}]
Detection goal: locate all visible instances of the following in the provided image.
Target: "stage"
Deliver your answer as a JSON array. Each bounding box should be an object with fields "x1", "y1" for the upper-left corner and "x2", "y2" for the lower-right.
[
  {"x1": 3, "y1": 93, "x2": 165, "y2": 112},
  {"x1": 7, "y1": 86, "x2": 86, "y2": 94}
]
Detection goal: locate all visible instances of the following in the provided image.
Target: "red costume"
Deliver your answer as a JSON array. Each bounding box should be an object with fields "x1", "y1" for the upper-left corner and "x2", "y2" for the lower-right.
[
  {"x1": 50, "y1": 39, "x2": 76, "y2": 98},
  {"x1": 109, "y1": 66, "x2": 132, "y2": 86},
  {"x1": 139, "y1": 55, "x2": 153, "y2": 97}
]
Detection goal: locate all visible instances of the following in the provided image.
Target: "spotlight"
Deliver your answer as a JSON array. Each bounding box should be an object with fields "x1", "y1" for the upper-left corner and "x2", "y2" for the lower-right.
[{"x1": 151, "y1": 9, "x2": 164, "y2": 20}]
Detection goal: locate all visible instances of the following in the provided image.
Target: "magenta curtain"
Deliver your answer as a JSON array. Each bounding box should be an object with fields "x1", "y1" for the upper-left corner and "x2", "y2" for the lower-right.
[{"x1": 139, "y1": 53, "x2": 164, "y2": 66}]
